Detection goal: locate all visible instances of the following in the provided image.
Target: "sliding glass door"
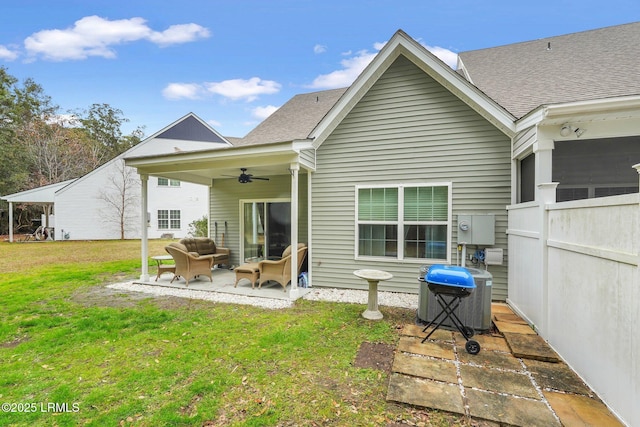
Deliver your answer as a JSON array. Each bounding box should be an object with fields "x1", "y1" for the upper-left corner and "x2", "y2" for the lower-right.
[{"x1": 241, "y1": 200, "x2": 291, "y2": 262}]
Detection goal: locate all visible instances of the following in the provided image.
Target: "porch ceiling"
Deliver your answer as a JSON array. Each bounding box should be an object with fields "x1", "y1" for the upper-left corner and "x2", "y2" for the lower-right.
[{"x1": 124, "y1": 142, "x2": 303, "y2": 186}]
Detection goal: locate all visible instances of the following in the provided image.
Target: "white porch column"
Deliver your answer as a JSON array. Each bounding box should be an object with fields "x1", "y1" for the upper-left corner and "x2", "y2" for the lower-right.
[
  {"x1": 8, "y1": 201, "x2": 13, "y2": 243},
  {"x1": 140, "y1": 174, "x2": 150, "y2": 281},
  {"x1": 538, "y1": 182, "x2": 558, "y2": 337},
  {"x1": 533, "y1": 137, "x2": 554, "y2": 200},
  {"x1": 633, "y1": 164, "x2": 640, "y2": 270},
  {"x1": 289, "y1": 162, "x2": 300, "y2": 299},
  {"x1": 307, "y1": 171, "x2": 312, "y2": 287}
]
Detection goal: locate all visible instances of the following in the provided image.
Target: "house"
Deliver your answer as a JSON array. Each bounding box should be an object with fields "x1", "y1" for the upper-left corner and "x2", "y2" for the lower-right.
[
  {"x1": 3, "y1": 113, "x2": 230, "y2": 241},
  {"x1": 126, "y1": 24, "x2": 639, "y2": 425}
]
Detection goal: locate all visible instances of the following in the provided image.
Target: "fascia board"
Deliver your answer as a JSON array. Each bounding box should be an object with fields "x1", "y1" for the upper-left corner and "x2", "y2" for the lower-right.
[
  {"x1": 309, "y1": 30, "x2": 516, "y2": 147},
  {"x1": 125, "y1": 142, "x2": 300, "y2": 175},
  {"x1": 543, "y1": 95, "x2": 640, "y2": 119}
]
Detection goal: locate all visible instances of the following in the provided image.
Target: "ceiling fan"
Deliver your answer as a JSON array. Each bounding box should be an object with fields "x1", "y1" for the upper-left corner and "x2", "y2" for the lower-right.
[{"x1": 235, "y1": 168, "x2": 270, "y2": 184}]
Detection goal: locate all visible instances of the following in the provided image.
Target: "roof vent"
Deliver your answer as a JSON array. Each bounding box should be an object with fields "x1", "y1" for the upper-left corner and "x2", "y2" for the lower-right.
[{"x1": 547, "y1": 42, "x2": 552, "y2": 51}]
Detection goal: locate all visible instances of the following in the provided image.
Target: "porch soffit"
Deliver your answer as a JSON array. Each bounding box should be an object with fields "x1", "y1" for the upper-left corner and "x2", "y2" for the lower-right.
[{"x1": 124, "y1": 142, "x2": 303, "y2": 186}]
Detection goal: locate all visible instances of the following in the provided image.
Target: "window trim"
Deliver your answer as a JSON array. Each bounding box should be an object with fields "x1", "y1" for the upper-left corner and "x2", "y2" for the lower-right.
[
  {"x1": 157, "y1": 209, "x2": 181, "y2": 230},
  {"x1": 157, "y1": 177, "x2": 181, "y2": 187},
  {"x1": 355, "y1": 182, "x2": 452, "y2": 263}
]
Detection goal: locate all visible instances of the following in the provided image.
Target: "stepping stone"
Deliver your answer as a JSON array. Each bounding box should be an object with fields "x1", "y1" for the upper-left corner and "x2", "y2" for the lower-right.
[
  {"x1": 503, "y1": 332, "x2": 560, "y2": 362},
  {"x1": 544, "y1": 391, "x2": 625, "y2": 426},
  {"x1": 387, "y1": 373, "x2": 465, "y2": 415},
  {"x1": 493, "y1": 312, "x2": 528, "y2": 324},
  {"x1": 401, "y1": 324, "x2": 453, "y2": 341},
  {"x1": 453, "y1": 332, "x2": 511, "y2": 353},
  {"x1": 458, "y1": 347, "x2": 523, "y2": 371},
  {"x1": 524, "y1": 359, "x2": 593, "y2": 395},
  {"x1": 397, "y1": 336, "x2": 455, "y2": 360},
  {"x1": 391, "y1": 352, "x2": 458, "y2": 383},
  {"x1": 466, "y1": 388, "x2": 561, "y2": 426},
  {"x1": 494, "y1": 320, "x2": 536, "y2": 334},
  {"x1": 491, "y1": 303, "x2": 514, "y2": 315},
  {"x1": 460, "y1": 365, "x2": 539, "y2": 399}
]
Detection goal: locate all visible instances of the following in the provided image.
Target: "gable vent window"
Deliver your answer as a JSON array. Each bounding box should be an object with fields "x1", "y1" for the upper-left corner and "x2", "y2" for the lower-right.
[{"x1": 356, "y1": 183, "x2": 451, "y2": 262}]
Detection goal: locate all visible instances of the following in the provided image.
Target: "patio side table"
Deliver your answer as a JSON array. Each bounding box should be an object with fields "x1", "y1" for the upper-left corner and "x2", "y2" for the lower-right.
[
  {"x1": 152, "y1": 255, "x2": 176, "y2": 281},
  {"x1": 353, "y1": 269, "x2": 393, "y2": 320}
]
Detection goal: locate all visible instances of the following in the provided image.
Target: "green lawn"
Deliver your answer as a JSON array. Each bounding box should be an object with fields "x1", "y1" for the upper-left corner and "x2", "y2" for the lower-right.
[{"x1": 0, "y1": 240, "x2": 464, "y2": 426}]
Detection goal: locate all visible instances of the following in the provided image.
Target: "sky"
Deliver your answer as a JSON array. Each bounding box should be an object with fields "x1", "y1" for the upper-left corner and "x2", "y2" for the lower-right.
[{"x1": 1, "y1": 0, "x2": 638, "y2": 139}]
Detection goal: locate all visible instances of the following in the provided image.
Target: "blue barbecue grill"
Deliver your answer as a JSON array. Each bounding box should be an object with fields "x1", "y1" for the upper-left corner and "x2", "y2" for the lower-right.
[{"x1": 421, "y1": 264, "x2": 481, "y2": 354}]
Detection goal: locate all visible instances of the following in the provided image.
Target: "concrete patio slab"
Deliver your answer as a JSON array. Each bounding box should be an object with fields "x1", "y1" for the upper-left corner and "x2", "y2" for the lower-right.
[
  {"x1": 387, "y1": 373, "x2": 465, "y2": 415},
  {"x1": 503, "y1": 332, "x2": 560, "y2": 362},
  {"x1": 466, "y1": 389, "x2": 561, "y2": 426},
  {"x1": 524, "y1": 358, "x2": 593, "y2": 395},
  {"x1": 134, "y1": 267, "x2": 311, "y2": 301},
  {"x1": 544, "y1": 391, "x2": 625, "y2": 427},
  {"x1": 392, "y1": 352, "x2": 458, "y2": 383}
]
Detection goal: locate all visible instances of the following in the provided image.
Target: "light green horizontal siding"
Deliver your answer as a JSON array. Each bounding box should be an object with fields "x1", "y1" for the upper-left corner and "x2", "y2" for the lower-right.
[
  {"x1": 312, "y1": 55, "x2": 511, "y2": 300},
  {"x1": 209, "y1": 174, "x2": 308, "y2": 267}
]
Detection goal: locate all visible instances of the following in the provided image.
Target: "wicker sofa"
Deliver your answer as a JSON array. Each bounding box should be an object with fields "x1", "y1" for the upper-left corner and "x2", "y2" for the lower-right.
[{"x1": 179, "y1": 237, "x2": 230, "y2": 267}]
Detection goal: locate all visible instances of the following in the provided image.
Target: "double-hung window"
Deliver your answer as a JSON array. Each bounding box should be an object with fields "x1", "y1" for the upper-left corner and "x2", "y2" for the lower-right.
[
  {"x1": 356, "y1": 183, "x2": 451, "y2": 262},
  {"x1": 158, "y1": 177, "x2": 180, "y2": 187},
  {"x1": 158, "y1": 209, "x2": 181, "y2": 230}
]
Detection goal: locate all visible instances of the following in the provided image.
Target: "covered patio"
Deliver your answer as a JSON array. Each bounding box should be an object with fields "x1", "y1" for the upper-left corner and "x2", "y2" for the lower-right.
[
  {"x1": 124, "y1": 140, "x2": 314, "y2": 300},
  {"x1": 128, "y1": 266, "x2": 312, "y2": 302}
]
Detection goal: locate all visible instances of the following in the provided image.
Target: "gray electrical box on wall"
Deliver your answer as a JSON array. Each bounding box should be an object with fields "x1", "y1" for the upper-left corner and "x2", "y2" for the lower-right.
[{"x1": 457, "y1": 214, "x2": 495, "y2": 245}]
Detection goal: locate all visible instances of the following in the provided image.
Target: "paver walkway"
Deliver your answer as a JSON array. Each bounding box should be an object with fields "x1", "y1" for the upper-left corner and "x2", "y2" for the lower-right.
[{"x1": 387, "y1": 303, "x2": 624, "y2": 426}]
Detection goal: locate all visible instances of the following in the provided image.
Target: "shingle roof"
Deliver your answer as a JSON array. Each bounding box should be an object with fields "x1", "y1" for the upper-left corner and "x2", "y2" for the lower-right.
[
  {"x1": 458, "y1": 22, "x2": 640, "y2": 118},
  {"x1": 235, "y1": 87, "x2": 348, "y2": 146}
]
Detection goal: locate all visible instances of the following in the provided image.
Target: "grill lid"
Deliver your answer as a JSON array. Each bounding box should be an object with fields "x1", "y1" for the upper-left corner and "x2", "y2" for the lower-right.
[{"x1": 425, "y1": 264, "x2": 476, "y2": 289}]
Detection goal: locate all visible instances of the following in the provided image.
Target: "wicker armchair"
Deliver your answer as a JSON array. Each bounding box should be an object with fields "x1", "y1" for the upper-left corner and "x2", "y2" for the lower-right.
[
  {"x1": 258, "y1": 243, "x2": 307, "y2": 292},
  {"x1": 165, "y1": 242, "x2": 215, "y2": 286}
]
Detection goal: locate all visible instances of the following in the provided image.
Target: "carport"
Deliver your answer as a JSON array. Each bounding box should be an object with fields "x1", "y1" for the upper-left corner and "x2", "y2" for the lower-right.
[{"x1": 1, "y1": 179, "x2": 75, "y2": 242}]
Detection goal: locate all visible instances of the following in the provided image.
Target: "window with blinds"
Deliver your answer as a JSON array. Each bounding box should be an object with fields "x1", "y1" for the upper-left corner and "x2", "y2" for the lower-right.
[{"x1": 357, "y1": 184, "x2": 451, "y2": 261}]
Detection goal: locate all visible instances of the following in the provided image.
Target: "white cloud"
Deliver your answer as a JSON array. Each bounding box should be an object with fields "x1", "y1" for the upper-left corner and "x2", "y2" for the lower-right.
[
  {"x1": 252, "y1": 105, "x2": 279, "y2": 120},
  {"x1": 309, "y1": 38, "x2": 458, "y2": 89},
  {"x1": 313, "y1": 44, "x2": 327, "y2": 54},
  {"x1": 162, "y1": 83, "x2": 204, "y2": 100},
  {"x1": 147, "y1": 23, "x2": 211, "y2": 47},
  {"x1": 309, "y1": 48, "x2": 381, "y2": 89},
  {"x1": 23, "y1": 15, "x2": 209, "y2": 61},
  {"x1": 204, "y1": 77, "x2": 281, "y2": 102},
  {"x1": 207, "y1": 119, "x2": 221, "y2": 128},
  {"x1": 163, "y1": 78, "x2": 281, "y2": 102},
  {"x1": 419, "y1": 42, "x2": 458, "y2": 69},
  {"x1": 0, "y1": 45, "x2": 19, "y2": 61}
]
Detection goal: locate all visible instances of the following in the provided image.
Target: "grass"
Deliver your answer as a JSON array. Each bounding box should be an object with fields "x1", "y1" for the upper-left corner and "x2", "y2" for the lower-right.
[{"x1": 0, "y1": 240, "x2": 466, "y2": 426}]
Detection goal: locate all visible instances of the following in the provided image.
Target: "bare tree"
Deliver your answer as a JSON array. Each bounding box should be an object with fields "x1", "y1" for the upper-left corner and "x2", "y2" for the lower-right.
[{"x1": 98, "y1": 159, "x2": 140, "y2": 239}]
